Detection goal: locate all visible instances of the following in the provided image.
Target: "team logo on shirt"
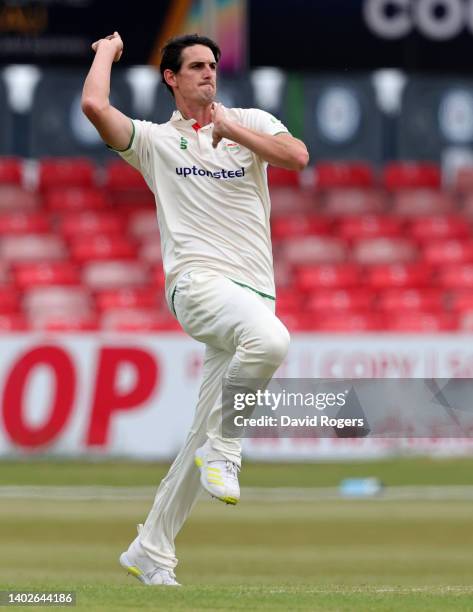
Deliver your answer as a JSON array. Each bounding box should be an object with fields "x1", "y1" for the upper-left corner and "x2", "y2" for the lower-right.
[
  {"x1": 223, "y1": 141, "x2": 240, "y2": 152},
  {"x1": 180, "y1": 137, "x2": 188, "y2": 150}
]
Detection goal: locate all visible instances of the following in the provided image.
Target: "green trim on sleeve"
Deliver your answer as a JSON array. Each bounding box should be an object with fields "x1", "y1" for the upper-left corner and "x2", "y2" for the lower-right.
[
  {"x1": 106, "y1": 119, "x2": 135, "y2": 152},
  {"x1": 228, "y1": 278, "x2": 275, "y2": 301}
]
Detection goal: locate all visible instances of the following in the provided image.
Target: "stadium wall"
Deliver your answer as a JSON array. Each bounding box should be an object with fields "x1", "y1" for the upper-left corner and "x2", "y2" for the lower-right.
[{"x1": 1, "y1": 333, "x2": 473, "y2": 460}]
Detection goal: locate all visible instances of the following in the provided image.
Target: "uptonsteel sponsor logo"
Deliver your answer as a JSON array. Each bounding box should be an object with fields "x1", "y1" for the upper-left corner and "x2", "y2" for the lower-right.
[{"x1": 176, "y1": 165, "x2": 246, "y2": 179}]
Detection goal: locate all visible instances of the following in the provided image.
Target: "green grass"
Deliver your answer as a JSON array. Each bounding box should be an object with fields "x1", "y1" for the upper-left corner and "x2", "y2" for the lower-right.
[
  {"x1": 1, "y1": 459, "x2": 473, "y2": 609},
  {"x1": 1, "y1": 456, "x2": 473, "y2": 487},
  {"x1": 0, "y1": 497, "x2": 473, "y2": 610}
]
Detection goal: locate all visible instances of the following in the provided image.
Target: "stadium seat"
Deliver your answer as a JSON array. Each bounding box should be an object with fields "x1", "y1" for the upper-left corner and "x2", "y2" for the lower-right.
[
  {"x1": 408, "y1": 215, "x2": 470, "y2": 242},
  {"x1": 367, "y1": 263, "x2": 433, "y2": 289},
  {"x1": 271, "y1": 214, "x2": 332, "y2": 240},
  {"x1": 269, "y1": 187, "x2": 317, "y2": 215},
  {"x1": 423, "y1": 240, "x2": 473, "y2": 266},
  {"x1": 83, "y1": 261, "x2": 149, "y2": 290},
  {"x1": 315, "y1": 162, "x2": 375, "y2": 189},
  {"x1": 448, "y1": 291, "x2": 473, "y2": 313},
  {"x1": 377, "y1": 289, "x2": 445, "y2": 313},
  {"x1": 268, "y1": 166, "x2": 300, "y2": 187},
  {"x1": 0, "y1": 264, "x2": 9, "y2": 284},
  {"x1": 0, "y1": 186, "x2": 40, "y2": 211},
  {"x1": 0, "y1": 313, "x2": 28, "y2": 331},
  {"x1": 70, "y1": 235, "x2": 136, "y2": 263},
  {"x1": 0, "y1": 158, "x2": 22, "y2": 184},
  {"x1": 276, "y1": 311, "x2": 319, "y2": 332},
  {"x1": 274, "y1": 287, "x2": 302, "y2": 315},
  {"x1": 58, "y1": 211, "x2": 124, "y2": 239},
  {"x1": 129, "y1": 210, "x2": 159, "y2": 240},
  {"x1": 13, "y1": 262, "x2": 80, "y2": 289},
  {"x1": 96, "y1": 287, "x2": 162, "y2": 312},
  {"x1": 282, "y1": 236, "x2": 347, "y2": 265},
  {"x1": 311, "y1": 312, "x2": 384, "y2": 332},
  {"x1": 458, "y1": 311, "x2": 473, "y2": 331},
  {"x1": 453, "y1": 166, "x2": 473, "y2": 194},
  {"x1": 28, "y1": 312, "x2": 99, "y2": 332},
  {"x1": 437, "y1": 264, "x2": 473, "y2": 289},
  {"x1": 0, "y1": 234, "x2": 67, "y2": 263},
  {"x1": 337, "y1": 215, "x2": 403, "y2": 241},
  {"x1": 139, "y1": 238, "x2": 163, "y2": 264},
  {"x1": 392, "y1": 190, "x2": 454, "y2": 216},
  {"x1": 23, "y1": 286, "x2": 93, "y2": 316},
  {"x1": 0, "y1": 286, "x2": 19, "y2": 314},
  {"x1": 307, "y1": 289, "x2": 373, "y2": 312},
  {"x1": 353, "y1": 237, "x2": 418, "y2": 265},
  {"x1": 38, "y1": 158, "x2": 96, "y2": 190},
  {"x1": 0, "y1": 212, "x2": 49, "y2": 234},
  {"x1": 295, "y1": 263, "x2": 362, "y2": 291},
  {"x1": 104, "y1": 160, "x2": 150, "y2": 191},
  {"x1": 385, "y1": 312, "x2": 457, "y2": 332},
  {"x1": 323, "y1": 188, "x2": 387, "y2": 215},
  {"x1": 44, "y1": 187, "x2": 110, "y2": 212},
  {"x1": 100, "y1": 308, "x2": 182, "y2": 332},
  {"x1": 383, "y1": 162, "x2": 441, "y2": 190}
]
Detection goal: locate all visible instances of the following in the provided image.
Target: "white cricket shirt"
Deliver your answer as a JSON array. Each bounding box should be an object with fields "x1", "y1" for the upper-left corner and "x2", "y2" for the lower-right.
[{"x1": 116, "y1": 107, "x2": 288, "y2": 304}]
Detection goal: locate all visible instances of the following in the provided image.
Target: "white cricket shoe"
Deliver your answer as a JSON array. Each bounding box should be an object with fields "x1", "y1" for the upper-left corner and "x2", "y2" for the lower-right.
[
  {"x1": 194, "y1": 446, "x2": 240, "y2": 505},
  {"x1": 119, "y1": 525, "x2": 181, "y2": 586}
]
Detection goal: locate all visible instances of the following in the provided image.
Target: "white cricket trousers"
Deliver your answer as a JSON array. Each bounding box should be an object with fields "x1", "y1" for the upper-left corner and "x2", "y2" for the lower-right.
[{"x1": 138, "y1": 269, "x2": 290, "y2": 570}]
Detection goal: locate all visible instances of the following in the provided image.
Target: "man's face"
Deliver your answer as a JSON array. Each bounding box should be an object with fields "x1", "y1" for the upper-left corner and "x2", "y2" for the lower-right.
[{"x1": 169, "y1": 44, "x2": 217, "y2": 105}]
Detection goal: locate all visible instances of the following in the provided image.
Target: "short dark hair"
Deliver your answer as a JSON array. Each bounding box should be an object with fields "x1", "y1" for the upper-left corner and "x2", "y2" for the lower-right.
[{"x1": 160, "y1": 33, "x2": 221, "y2": 96}]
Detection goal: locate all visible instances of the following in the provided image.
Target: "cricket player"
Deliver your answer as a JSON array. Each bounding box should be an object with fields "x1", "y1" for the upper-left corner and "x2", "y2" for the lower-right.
[{"x1": 82, "y1": 31, "x2": 309, "y2": 586}]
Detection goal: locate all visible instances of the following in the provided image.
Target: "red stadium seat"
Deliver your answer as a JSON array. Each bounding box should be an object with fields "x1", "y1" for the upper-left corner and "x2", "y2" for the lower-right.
[
  {"x1": 383, "y1": 162, "x2": 441, "y2": 190},
  {"x1": 139, "y1": 238, "x2": 162, "y2": 264},
  {"x1": 70, "y1": 235, "x2": 136, "y2": 263},
  {"x1": 0, "y1": 234, "x2": 67, "y2": 263},
  {"x1": 0, "y1": 186, "x2": 40, "y2": 211},
  {"x1": 0, "y1": 313, "x2": 28, "y2": 331},
  {"x1": 269, "y1": 187, "x2": 317, "y2": 215},
  {"x1": 316, "y1": 162, "x2": 375, "y2": 189},
  {"x1": 28, "y1": 312, "x2": 99, "y2": 332},
  {"x1": 96, "y1": 287, "x2": 162, "y2": 312},
  {"x1": 353, "y1": 237, "x2": 418, "y2": 265},
  {"x1": 268, "y1": 166, "x2": 300, "y2": 187},
  {"x1": 83, "y1": 261, "x2": 149, "y2": 290},
  {"x1": 0, "y1": 158, "x2": 22, "y2": 184},
  {"x1": 312, "y1": 312, "x2": 384, "y2": 332},
  {"x1": 283, "y1": 236, "x2": 347, "y2": 265},
  {"x1": 307, "y1": 289, "x2": 373, "y2": 312},
  {"x1": 392, "y1": 190, "x2": 454, "y2": 216},
  {"x1": 277, "y1": 311, "x2": 319, "y2": 332},
  {"x1": 44, "y1": 187, "x2": 110, "y2": 212},
  {"x1": 58, "y1": 211, "x2": 124, "y2": 239},
  {"x1": 0, "y1": 263, "x2": 9, "y2": 284},
  {"x1": 423, "y1": 240, "x2": 473, "y2": 266},
  {"x1": 386, "y1": 312, "x2": 457, "y2": 332},
  {"x1": 323, "y1": 189, "x2": 387, "y2": 215},
  {"x1": 337, "y1": 215, "x2": 403, "y2": 241},
  {"x1": 271, "y1": 214, "x2": 332, "y2": 240},
  {"x1": 100, "y1": 308, "x2": 182, "y2": 332},
  {"x1": 129, "y1": 210, "x2": 159, "y2": 240},
  {"x1": 367, "y1": 263, "x2": 433, "y2": 289},
  {"x1": 104, "y1": 160, "x2": 149, "y2": 191},
  {"x1": 274, "y1": 287, "x2": 302, "y2": 315},
  {"x1": 13, "y1": 262, "x2": 80, "y2": 289},
  {"x1": 295, "y1": 263, "x2": 362, "y2": 291},
  {"x1": 0, "y1": 286, "x2": 19, "y2": 314},
  {"x1": 23, "y1": 286, "x2": 92, "y2": 315},
  {"x1": 38, "y1": 158, "x2": 96, "y2": 190},
  {"x1": 0, "y1": 212, "x2": 49, "y2": 234},
  {"x1": 453, "y1": 166, "x2": 473, "y2": 194},
  {"x1": 377, "y1": 289, "x2": 444, "y2": 313},
  {"x1": 408, "y1": 215, "x2": 470, "y2": 242},
  {"x1": 437, "y1": 264, "x2": 473, "y2": 289},
  {"x1": 449, "y1": 291, "x2": 473, "y2": 313}
]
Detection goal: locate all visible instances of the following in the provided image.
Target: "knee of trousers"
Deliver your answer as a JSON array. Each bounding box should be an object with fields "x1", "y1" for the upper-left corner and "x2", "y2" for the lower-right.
[{"x1": 256, "y1": 322, "x2": 290, "y2": 367}]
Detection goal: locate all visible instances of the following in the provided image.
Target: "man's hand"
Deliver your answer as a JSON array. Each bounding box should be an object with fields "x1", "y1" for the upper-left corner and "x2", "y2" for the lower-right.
[
  {"x1": 211, "y1": 103, "x2": 234, "y2": 148},
  {"x1": 91, "y1": 31, "x2": 123, "y2": 63}
]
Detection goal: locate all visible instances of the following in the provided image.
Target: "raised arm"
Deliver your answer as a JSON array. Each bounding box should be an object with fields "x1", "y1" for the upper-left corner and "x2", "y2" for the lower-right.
[
  {"x1": 81, "y1": 31, "x2": 133, "y2": 151},
  {"x1": 211, "y1": 104, "x2": 309, "y2": 171}
]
